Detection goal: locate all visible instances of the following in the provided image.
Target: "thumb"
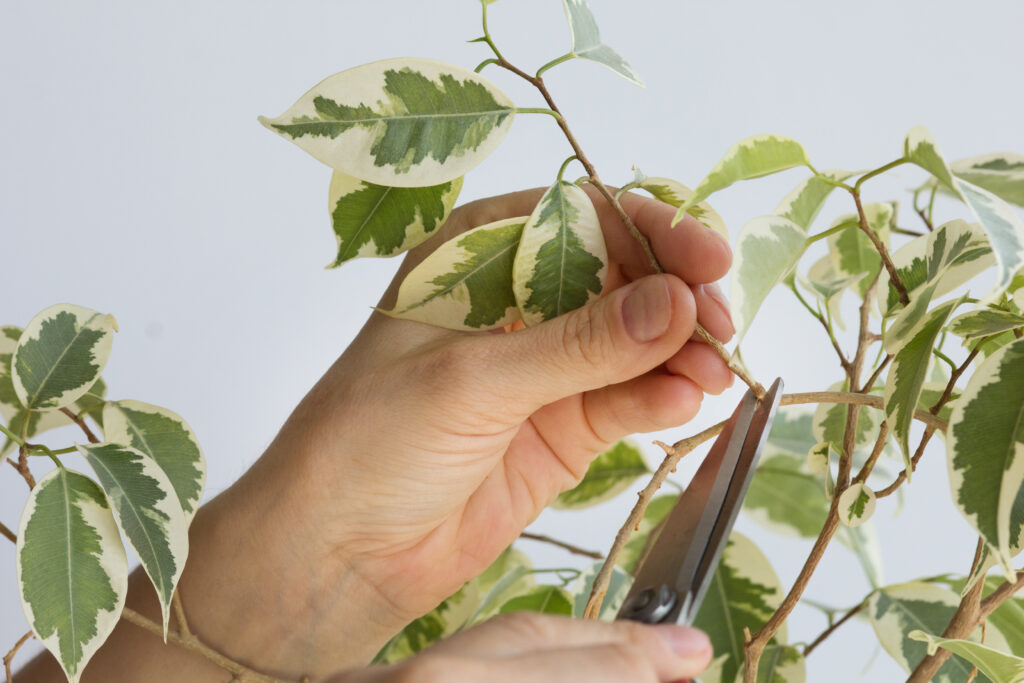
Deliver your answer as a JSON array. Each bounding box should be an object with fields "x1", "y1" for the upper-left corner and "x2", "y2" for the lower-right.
[{"x1": 482, "y1": 274, "x2": 696, "y2": 415}]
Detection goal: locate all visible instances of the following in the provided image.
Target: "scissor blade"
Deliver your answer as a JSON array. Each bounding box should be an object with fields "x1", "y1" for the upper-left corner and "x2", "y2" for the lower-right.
[
  {"x1": 680, "y1": 377, "x2": 784, "y2": 624},
  {"x1": 616, "y1": 388, "x2": 759, "y2": 624}
]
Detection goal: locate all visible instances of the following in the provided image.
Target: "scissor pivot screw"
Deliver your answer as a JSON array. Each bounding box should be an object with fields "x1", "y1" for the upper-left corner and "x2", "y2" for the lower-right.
[{"x1": 620, "y1": 584, "x2": 677, "y2": 624}]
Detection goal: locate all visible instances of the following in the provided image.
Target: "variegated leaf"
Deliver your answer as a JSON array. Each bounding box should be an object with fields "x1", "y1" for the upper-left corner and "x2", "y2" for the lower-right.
[
  {"x1": 327, "y1": 172, "x2": 462, "y2": 266},
  {"x1": 806, "y1": 442, "x2": 830, "y2": 477},
  {"x1": 693, "y1": 532, "x2": 785, "y2": 683},
  {"x1": 731, "y1": 215, "x2": 806, "y2": 340},
  {"x1": 12, "y1": 304, "x2": 116, "y2": 411},
  {"x1": 813, "y1": 381, "x2": 880, "y2": 454},
  {"x1": 17, "y1": 468, "x2": 128, "y2": 683},
  {"x1": 870, "y1": 581, "x2": 1004, "y2": 680},
  {"x1": 755, "y1": 645, "x2": 807, "y2": 683},
  {"x1": 884, "y1": 296, "x2": 965, "y2": 466},
  {"x1": 560, "y1": 0, "x2": 643, "y2": 86},
  {"x1": 260, "y1": 58, "x2": 515, "y2": 187},
  {"x1": 879, "y1": 219, "x2": 993, "y2": 317},
  {"x1": 571, "y1": 561, "x2": 633, "y2": 620},
  {"x1": 951, "y1": 153, "x2": 1024, "y2": 207},
  {"x1": 764, "y1": 408, "x2": 818, "y2": 457},
  {"x1": 639, "y1": 177, "x2": 728, "y2": 238},
  {"x1": 838, "y1": 483, "x2": 876, "y2": 527},
  {"x1": 102, "y1": 401, "x2": 205, "y2": 523},
  {"x1": 672, "y1": 135, "x2": 811, "y2": 224},
  {"x1": 78, "y1": 442, "x2": 188, "y2": 635},
  {"x1": 827, "y1": 203, "x2": 892, "y2": 297},
  {"x1": 552, "y1": 440, "x2": 649, "y2": 509},
  {"x1": 910, "y1": 631, "x2": 1024, "y2": 683},
  {"x1": 374, "y1": 582, "x2": 481, "y2": 664},
  {"x1": 512, "y1": 180, "x2": 607, "y2": 326},
  {"x1": 800, "y1": 255, "x2": 865, "y2": 331},
  {"x1": 951, "y1": 309, "x2": 1024, "y2": 340},
  {"x1": 499, "y1": 585, "x2": 574, "y2": 616},
  {"x1": 947, "y1": 337, "x2": 1024, "y2": 576},
  {"x1": 467, "y1": 548, "x2": 536, "y2": 625},
  {"x1": 774, "y1": 169, "x2": 857, "y2": 231},
  {"x1": 617, "y1": 493, "x2": 677, "y2": 574},
  {"x1": 903, "y1": 127, "x2": 1024, "y2": 302},
  {"x1": 387, "y1": 217, "x2": 526, "y2": 330}
]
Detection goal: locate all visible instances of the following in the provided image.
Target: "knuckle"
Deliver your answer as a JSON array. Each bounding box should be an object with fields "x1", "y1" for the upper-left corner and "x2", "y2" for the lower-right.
[{"x1": 560, "y1": 307, "x2": 613, "y2": 376}]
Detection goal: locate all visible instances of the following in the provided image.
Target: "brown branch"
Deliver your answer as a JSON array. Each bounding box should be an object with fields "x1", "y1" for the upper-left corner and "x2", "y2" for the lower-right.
[
  {"x1": 908, "y1": 539, "x2": 988, "y2": 681},
  {"x1": 519, "y1": 531, "x2": 603, "y2": 560},
  {"x1": 0, "y1": 521, "x2": 15, "y2": 545},
  {"x1": 172, "y1": 590, "x2": 193, "y2": 641},
  {"x1": 979, "y1": 572, "x2": 1024, "y2": 622},
  {"x1": 861, "y1": 353, "x2": 893, "y2": 393},
  {"x1": 582, "y1": 422, "x2": 723, "y2": 618},
  {"x1": 852, "y1": 191, "x2": 909, "y2": 306},
  {"x1": 4, "y1": 632, "x2": 32, "y2": 683},
  {"x1": 14, "y1": 448, "x2": 35, "y2": 491},
  {"x1": 803, "y1": 602, "x2": 866, "y2": 657},
  {"x1": 120, "y1": 608, "x2": 293, "y2": 683},
  {"x1": 853, "y1": 422, "x2": 890, "y2": 485},
  {"x1": 494, "y1": 57, "x2": 765, "y2": 399},
  {"x1": 779, "y1": 392, "x2": 947, "y2": 433},
  {"x1": 61, "y1": 407, "x2": 99, "y2": 444}
]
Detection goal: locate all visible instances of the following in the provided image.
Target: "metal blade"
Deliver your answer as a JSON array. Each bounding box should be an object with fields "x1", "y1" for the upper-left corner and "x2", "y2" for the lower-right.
[{"x1": 617, "y1": 387, "x2": 759, "y2": 624}]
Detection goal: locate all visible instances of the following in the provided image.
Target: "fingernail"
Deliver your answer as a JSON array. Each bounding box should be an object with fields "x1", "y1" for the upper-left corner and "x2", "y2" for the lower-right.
[
  {"x1": 655, "y1": 625, "x2": 711, "y2": 659},
  {"x1": 622, "y1": 277, "x2": 671, "y2": 342}
]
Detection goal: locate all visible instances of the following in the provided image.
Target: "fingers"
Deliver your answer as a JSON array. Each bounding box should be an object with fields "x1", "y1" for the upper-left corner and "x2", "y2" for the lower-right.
[
  {"x1": 427, "y1": 613, "x2": 712, "y2": 682},
  {"x1": 578, "y1": 373, "x2": 704, "y2": 446},
  {"x1": 474, "y1": 274, "x2": 697, "y2": 418},
  {"x1": 665, "y1": 343, "x2": 734, "y2": 396},
  {"x1": 693, "y1": 282, "x2": 735, "y2": 342}
]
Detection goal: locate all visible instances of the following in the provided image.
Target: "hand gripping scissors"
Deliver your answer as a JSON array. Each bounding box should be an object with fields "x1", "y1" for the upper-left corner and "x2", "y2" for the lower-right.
[{"x1": 616, "y1": 377, "x2": 784, "y2": 626}]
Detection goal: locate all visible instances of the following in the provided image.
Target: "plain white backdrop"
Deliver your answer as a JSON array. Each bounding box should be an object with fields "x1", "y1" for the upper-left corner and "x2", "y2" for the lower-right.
[{"x1": 2, "y1": 1, "x2": 1022, "y2": 679}]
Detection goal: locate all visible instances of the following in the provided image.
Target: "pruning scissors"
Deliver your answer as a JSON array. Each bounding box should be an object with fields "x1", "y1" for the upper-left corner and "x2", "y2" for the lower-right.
[{"x1": 617, "y1": 377, "x2": 784, "y2": 626}]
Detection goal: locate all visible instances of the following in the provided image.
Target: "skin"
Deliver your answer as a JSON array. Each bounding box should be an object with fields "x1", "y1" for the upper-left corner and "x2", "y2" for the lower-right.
[{"x1": 19, "y1": 188, "x2": 733, "y2": 682}]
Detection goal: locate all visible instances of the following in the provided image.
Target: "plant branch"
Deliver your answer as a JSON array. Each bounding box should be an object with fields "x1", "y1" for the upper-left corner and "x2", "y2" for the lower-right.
[
  {"x1": 519, "y1": 531, "x2": 603, "y2": 560},
  {"x1": 853, "y1": 421, "x2": 890, "y2": 484},
  {"x1": 854, "y1": 158, "x2": 907, "y2": 192},
  {"x1": 4, "y1": 632, "x2": 33, "y2": 683},
  {"x1": 861, "y1": 353, "x2": 893, "y2": 393},
  {"x1": 851, "y1": 191, "x2": 908, "y2": 306},
  {"x1": 789, "y1": 284, "x2": 852, "y2": 376},
  {"x1": 803, "y1": 602, "x2": 866, "y2": 657},
  {"x1": 0, "y1": 521, "x2": 14, "y2": 545},
  {"x1": 61, "y1": 407, "x2": 99, "y2": 444},
  {"x1": 120, "y1": 608, "x2": 292, "y2": 683},
  {"x1": 582, "y1": 422, "x2": 723, "y2": 618},
  {"x1": 779, "y1": 392, "x2": 946, "y2": 432}
]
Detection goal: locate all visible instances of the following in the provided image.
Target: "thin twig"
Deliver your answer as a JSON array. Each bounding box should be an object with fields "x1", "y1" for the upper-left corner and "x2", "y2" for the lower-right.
[
  {"x1": 0, "y1": 521, "x2": 15, "y2": 545},
  {"x1": 14, "y1": 447, "x2": 35, "y2": 491},
  {"x1": 120, "y1": 608, "x2": 291, "y2": 683},
  {"x1": 853, "y1": 422, "x2": 890, "y2": 485},
  {"x1": 172, "y1": 590, "x2": 193, "y2": 640},
  {"x1": 852, "y1": 192, "x2": 909, "y2": 306},
  {"x1": 493, "y1": 57, "x2": 765, "y2": 399},
  {"x1": 4, "y1": 631, "x2": 33, "y2": 683},
  {"x1": 779, "y1": 392, "x2": 946, "y2": 432},
  {"x1": 519, "y1": 532, "x2": 603, "y2": 560},
  {"x1": 61, "y1": 407, "x2": 99, "y2": 444},
  {"x1": 803, "y1": 602, "x2": 866, "y2": 657},
  {"x1": 582, "y1": 423, "x2": 722, "y2": 618},
  {"x1": 861, "y1": 354, "x2": 893, "y2": 392}
]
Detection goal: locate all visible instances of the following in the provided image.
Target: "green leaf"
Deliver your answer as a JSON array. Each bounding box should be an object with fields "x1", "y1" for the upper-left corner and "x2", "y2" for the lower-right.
[
  {"x1": 639, "y1": 177, "x2": 728, "y2": 238},
  {"x1": 260, "y1": 58, "x2": 515, "y2": 187},
  {"x1": 910, "y1": 631, "x2": 1024, "y2": 683},
  {"x1": 764, "y1": 408, "x2": 818, "y2": 457},
  {"x1": 774, "y1": 169, "x2": 857, "y2": 231},
  {"x1": 617, "y1": 493, "x2": 677, "y2": 574},
  {"x1": 387, "y1": 217, "x2": 526, "y2": 330},
  {"x1": 731, "y1": 215, "x2": 807, "y2": 340},
  {"x1": 813, "y1": 380, "x2": 880, "y2": 454},
  {"x1": 467, "y1": 550, "x2": 535, "y2": 625},
  {"x1": 951, "y1": 309, "x2": 1024, "y2": 340},
  {"x1": 374, "y1": 582, "x2": 481, "y2": 664},
  {"x1": 102, "y1": 400, "x2": 206, "y2": 523},
  {"x1": 947, "y1": 337, "x2": 1024, "y2": 576},
  {"x1": 903, "y1": 127, "x2": 1024, "y2": 302},
  {"x1": 806, "y1": 442, "x2": 830, "y2": 477},
  {"x1": 884, "y1": 296, "x2": 965, "y2": 466},
  {"x1": 77, "y1": 442, "x2": 188, "y2": 636},
  {"x1": 327, "y1": 172, "x2": 462, "y2": 266},
  {"x1": 498, "y1": 585, "x2": 574, "y2": 616},
  {"x1": 673, "y1": 135, "x2": 811, "y2": 224},
  {"x1": 800, "y1": 256, "x2": 865, "y2": 331},
  {"x1": 870, "y1": 581, "x2": 997, "y2": 680},
  {"x1": 17, "y1": 468, "x2": 128, "y2": 683},
  {"x1": 571, "y1": 561, "x2": 633, "y2": 619},
  {"x1": 512, "y1": 180, "x2": 607, "y2": 326},
  {"x1": 560, "y1": 0, "x2": 643, "y2": 87},
  {"x1": 754, "y1": 645, "x2": 807, "y2": 683},
  {"x1": 552, "y1": 440, "x2": 649, "y2": 509},
  {"x1": 12, "y1": 304, "x2": 117, "y2": 411},
  {"x1": 693, "y1": 532, "x2": 785, "y2": 683},
  {"x1": 838, "y1": 483, "x2": 876, "y2": 527},
  {"x1": 951, "y1": 153, "x2": 1024, "y2": 207},
  {"x1": 745, "y1": 452, "x2": 827, "y2": 538}
]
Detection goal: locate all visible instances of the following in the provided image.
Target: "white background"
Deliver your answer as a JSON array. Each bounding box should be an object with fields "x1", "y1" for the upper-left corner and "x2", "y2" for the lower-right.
[{"x1": 2, "y1": 0, "x2": 1022, "y2": 680}]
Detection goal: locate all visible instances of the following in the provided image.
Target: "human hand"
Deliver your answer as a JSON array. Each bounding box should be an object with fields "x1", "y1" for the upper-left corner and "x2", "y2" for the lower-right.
[
  {"x1": 168, "y1": 187, "x2": 733, "y2": 679},
  {"x1": 329, "y1": 613, "x2": 713, "y2": 683}
]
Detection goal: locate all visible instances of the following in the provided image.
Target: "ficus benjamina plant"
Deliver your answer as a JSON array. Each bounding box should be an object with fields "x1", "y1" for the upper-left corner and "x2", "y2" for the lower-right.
[{"x1": 4, "y1": 1, "x2": 1024, "y2": 682}]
